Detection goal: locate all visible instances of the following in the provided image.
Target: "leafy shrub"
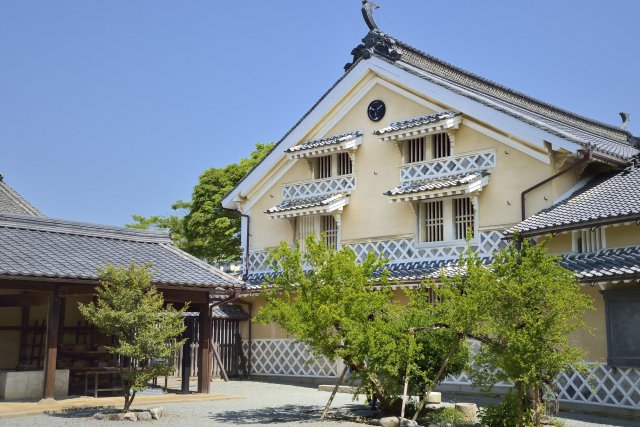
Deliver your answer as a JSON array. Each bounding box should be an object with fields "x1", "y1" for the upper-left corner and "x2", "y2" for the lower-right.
[
  {"x1": 479, "y1": 394, "x2": 533, "y2": 427},
  {"x1": 420, "y1": 407, "x2": 473, "y2": 427}
]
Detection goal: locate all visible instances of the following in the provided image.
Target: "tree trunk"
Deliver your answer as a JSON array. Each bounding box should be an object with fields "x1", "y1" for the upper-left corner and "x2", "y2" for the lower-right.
[
  {"x1": 321, "y1": 366, "x2": 348, "y2": 420},
  {"x1": 412, "y1": 333, "x2": 463, "y2": 421},
  {"x1": 516, "y1": 382, "x2": 525, "y2": 427}
]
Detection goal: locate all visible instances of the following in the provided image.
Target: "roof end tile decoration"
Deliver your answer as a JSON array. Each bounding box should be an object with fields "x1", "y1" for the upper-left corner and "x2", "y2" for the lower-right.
[
  {"x1": 345, "y1": 29, "x2": 402, "y2": 71},
  {"x1": 385, "y1": 171, "x2": 489, "y2": 203},
  {"x1": 375, "y1": 111, "x2": 462, "y2": 139},
  {"x1": 285, "y1": 131, "x2": 362, "y2": 159},
  {"x1": 0, "y1": 212, "x2": 244, "y2": 290},
  {"x1": 508, "y1": 165, "x2": 640, "y2": 236},
  {"x1": 265, "y1": 194, "x2": 349, "y2": 219}
]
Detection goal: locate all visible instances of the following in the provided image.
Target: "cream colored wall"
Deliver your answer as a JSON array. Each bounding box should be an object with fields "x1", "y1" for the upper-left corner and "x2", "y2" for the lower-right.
[
  {"x1": 570, "y1": 285, "x2": 607, "y2": 362},
  {"x1": 241, "y1": 295, "x2": 290, "y2": 340},
  {"x1": 605, "y1": 223, "x2": 640, "y2": 248},
  {"x1": 543, "y1": 232, "x2": 573, "y2": 254},
  {"x1": 248, "y1": 80, "x2": 566, "y2": 251}
]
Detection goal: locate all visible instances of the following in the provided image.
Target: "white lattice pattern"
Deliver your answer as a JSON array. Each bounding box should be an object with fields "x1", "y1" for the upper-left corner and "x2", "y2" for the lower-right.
[
  {"x1": 400, "y1": 149, "x2": 496, "y2": 183},
  {"x1": 282, "y1": 175, "x2": 356, "y2": 200},
  {"x1": 555, "y1": 363, "x2": 640, "y2": 409},
  {"x1": 243, "y1": 339, "x2": 338, "y2": 378},
  {"x1": 248, "y1": 250, "x2": 270, "y2": 272},
  {"x1": 479, "y1": 230, "x2": 507, "y2": 254},
  {"x1": 347, "y1": 233, "x2": 499, "y2": 263}
]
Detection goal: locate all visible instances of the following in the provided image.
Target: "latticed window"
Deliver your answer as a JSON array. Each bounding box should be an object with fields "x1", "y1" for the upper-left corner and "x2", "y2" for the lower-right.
[
  {"x1": 423, "y1": 200, "x2": 444, "y2": 242},
  {"x1": 573, "y1": 228, "x2": 604, "y2": 253},
  {"x1": 432, "y1": 133, "x2": 451, "y2": 159},
  {"x1": 321, "y1": 216, "x2": 338, "y2": 249},
  {"x1": 407, "y1": 137, "x2": 426, "y2": 163},
  {"x1": 337, "y1": 153, "x2": 352, "y2": 176},
  {"x1": 453, "y1": 197, "x2": 474, "y2": 240},
  {"x1": 315, "y1": 155, "x2": 332, "y2": 179},
  {"x1": 296, "y1": 216, "x2": 316, "y2": 253}
]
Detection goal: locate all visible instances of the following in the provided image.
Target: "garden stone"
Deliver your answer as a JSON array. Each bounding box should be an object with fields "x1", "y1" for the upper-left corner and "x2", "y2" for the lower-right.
[
  {"x1": 123, "y1": 411, "x2": 138, "y2": 421},
  {"x1": 454, "y1": 402, "x2": 477, "y2": 420},
  {"x1": 378, "y1": 417, "x2": 418, "y2": 427},
  {"x1": 137, "y1": 411, "x2": 153, "y2": 421},
  {"x1": 106, "y1": 413, "x2": 124, "y2": 421},
  {"x1": 149, "y1": 407, "x2": 164, "y2": 419},
  {"x1": 425, "y1": 392, "x2": 441, "y2": 404},
  {"x1": 92, "y1": 412, "x2": 106, "y2": 420}
]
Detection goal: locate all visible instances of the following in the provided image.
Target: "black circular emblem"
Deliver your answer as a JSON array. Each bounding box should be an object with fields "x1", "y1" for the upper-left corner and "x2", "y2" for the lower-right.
[{"x1": 367, "y1": 100, "x2": 386, "y2": 122}]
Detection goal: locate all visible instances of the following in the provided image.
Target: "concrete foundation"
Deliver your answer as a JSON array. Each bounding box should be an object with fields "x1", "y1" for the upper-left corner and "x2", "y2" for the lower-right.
[{"x1": 0, "y1": 369, "x2": 69, "y2": 400}]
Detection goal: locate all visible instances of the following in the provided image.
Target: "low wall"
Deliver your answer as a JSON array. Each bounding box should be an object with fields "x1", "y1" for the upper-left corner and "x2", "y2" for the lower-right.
[{"x1": 0, "y1": 369, "x2": 69, "y2": 400}]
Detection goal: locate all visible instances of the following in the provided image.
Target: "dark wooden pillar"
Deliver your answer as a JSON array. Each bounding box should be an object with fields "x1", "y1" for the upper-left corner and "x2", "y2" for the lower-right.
[
  {"x1": 197, "y1": 301, "x2": 212, "y2": 393},
  {"x1": 181, "y1": 317, "x2": 194, "y2": 393},
  {"x1": 43, "y1": 286, "x2": 61, "y2": 399}
]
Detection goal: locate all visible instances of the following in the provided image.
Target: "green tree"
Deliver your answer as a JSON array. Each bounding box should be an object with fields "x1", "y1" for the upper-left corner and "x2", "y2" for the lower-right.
[
  {"x1": 128, "y1": 142, "x2": 274, "y2": 263},
  {"x1": 78, "y1": 263, "x2": 186, "y2": 411},
  {"x1": 418, "y1": 238, "x2": 593, "y2": 426},
  {"x1": 256, "y1": 236, "x2": 468, "y2": 413},
  {"x1": 468, "y1": 238, "x2": 593, "y2": 426}
]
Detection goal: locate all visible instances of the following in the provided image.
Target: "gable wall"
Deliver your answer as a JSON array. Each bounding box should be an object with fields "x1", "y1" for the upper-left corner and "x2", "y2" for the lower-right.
[{"x1": 246, "y1": 80, "x2": 576, "y2": 251}]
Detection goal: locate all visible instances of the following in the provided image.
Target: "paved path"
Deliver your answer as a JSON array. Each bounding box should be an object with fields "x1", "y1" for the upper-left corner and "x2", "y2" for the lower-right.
[{"x1": 0, "y1": 380, "x2": 637, "y2": 426}]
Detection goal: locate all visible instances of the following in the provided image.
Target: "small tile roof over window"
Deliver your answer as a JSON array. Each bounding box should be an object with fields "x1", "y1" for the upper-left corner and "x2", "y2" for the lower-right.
[
  {"x1": 559, "y1": 246, "x2": 640, "y2": 282},
  {"x1": 285, "y1": 131, "x2": 362, "y2": 153},
  {"x1": 508, "y1": 166, "x2": 640, "y2": 235},
  {"x1": 265, "y1": 194, "x2": 348, "y2": 215},
  {"x1": 0, "y1": 178, "x2": 43, "y2": 217},
  {"x1": 374, "y1": 111, "x2": 462, "y2": 135},
  {"x1": 384, "y1": 171, "x2": 488, "y2": 197},
  {"x1": 0, "y1": 213, "x2": 243, "y2": 290},
  {"x1": 211, "y1": 304, "x2": 250, "y2": 320}
]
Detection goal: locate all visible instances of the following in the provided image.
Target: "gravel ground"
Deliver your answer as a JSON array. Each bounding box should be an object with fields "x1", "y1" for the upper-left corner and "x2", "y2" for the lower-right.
[{"x1": 0, "y1": 380, "x2": 638, "y2": 426}]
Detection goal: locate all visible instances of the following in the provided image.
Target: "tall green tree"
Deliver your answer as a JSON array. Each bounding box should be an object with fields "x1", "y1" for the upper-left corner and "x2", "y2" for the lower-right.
[
  {"x1": 78, "y1": 263, "x2": 186, "y2": 411},
  {"x1": 128, "y1": 142, "x2": 273, "y2": 263},
  {"x1": 256, "y1": 235, "x2": 468, "y2": 413},
  {"x1": 469, "y1": 238, "x2": 593, "y2": 426}
]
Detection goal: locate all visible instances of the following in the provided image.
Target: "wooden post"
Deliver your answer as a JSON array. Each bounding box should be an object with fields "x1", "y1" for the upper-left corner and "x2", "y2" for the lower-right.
[
  {"x1": 197, "y1": 301, "x2": 212, "y2": 393},
  {"x1": 181, "y1": 317, "x2": 194, "y2": 393},
  {"x1": 43, "y1": 286, "x2": 61, "y2": 399}
]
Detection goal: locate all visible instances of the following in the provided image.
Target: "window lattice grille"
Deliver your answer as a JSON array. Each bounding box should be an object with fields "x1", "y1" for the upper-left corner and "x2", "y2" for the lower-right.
[
  {"x1": 424, "y1": 200, "x2": 444, "y2": 242},
  {"x1": 407, "y1": 137, "x2": 426, "y2": 163},
  {"x1": 297, "y1": 216, "x2": 315, "y2": 252},
  {"x1": 432, "y1": 133, "x2": 451, "y2": 159},
  {"x1": 316, "y1": 156, "x2": 332, "y2": 179},
  {"x1": 454, "y1": 197, "x2": 474, "y2": 240},
  {"x1": 321, "y1": 216, "x2": 338, "y2": 249},
  {"x1": 575, "y1": 228, "x2": 603, "y2": 253},
  {"x1": 337, "y1": 153, "x2": 352, "y2": 176}
]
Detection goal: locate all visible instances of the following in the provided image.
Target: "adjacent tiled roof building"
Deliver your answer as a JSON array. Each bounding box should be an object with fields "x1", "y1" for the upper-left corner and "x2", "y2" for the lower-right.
[
  {"x1": 0, "y1": 213, "x2": 243, "y2": 290},
  {"x1": 508, "y1": 165, "x2": 640, "y2": 236}
]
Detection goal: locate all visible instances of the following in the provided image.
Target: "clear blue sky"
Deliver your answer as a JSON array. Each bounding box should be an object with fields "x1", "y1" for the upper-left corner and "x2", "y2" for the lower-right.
[{"x1": 1, "y1": 1, "x2": 639, "y2": 226}]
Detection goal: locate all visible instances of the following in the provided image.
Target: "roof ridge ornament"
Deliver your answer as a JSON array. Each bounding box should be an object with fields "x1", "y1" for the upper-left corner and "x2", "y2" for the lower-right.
[
  {"x1": 620, "y1": 112, "x2": 630, "y2": 130},
  {"x1": 362, "y1": 0, "x2": 380, "y2": 31},
  {"x1": 344, "y1": 2, "x2": 401, "y2": 71}
]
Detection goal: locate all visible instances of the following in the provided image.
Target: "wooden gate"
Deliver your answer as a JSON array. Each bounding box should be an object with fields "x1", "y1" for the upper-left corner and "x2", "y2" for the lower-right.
[{"x1": 212, "y1": 318, "x2": 241, "y2": 377}]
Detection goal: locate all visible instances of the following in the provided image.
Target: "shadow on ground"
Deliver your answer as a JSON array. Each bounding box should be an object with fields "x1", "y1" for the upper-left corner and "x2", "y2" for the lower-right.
[
  {"x1": 46, "y1": 407, "x2": 110, "y2": 418},
  {"x1": 210, "y1": 403, "x2": 367, "y2": 424}
]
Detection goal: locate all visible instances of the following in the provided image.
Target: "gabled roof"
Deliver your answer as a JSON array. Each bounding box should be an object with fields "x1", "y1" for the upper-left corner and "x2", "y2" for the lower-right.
[
  {"x1": 0, "y1": 213, "x2": 244, "y2": 290},
  {"x1": 0, "y1": 177, "x2": 43, "y2": 217},
  {"x1": 386, "y1": 35, "x2": 638, "y2": 161},
  {"x1": 223, "y1": 24, "x2": 638, "y2": 210},
  {"x1": 508, "y1": 165, "x2": 640, "y2": 236}
]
